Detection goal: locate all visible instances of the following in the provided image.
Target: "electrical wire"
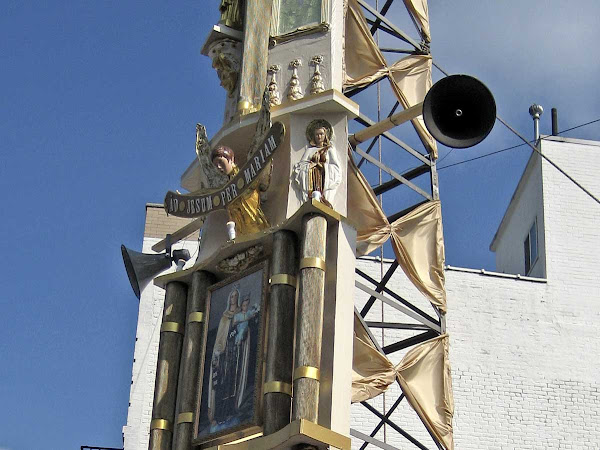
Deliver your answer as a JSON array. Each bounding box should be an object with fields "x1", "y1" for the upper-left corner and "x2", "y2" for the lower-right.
[{"x1": 437, "y1": 117, "x2": 600, "y2": 171}]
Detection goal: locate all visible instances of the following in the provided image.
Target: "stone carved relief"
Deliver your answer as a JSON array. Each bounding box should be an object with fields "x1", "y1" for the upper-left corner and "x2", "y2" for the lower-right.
[
  {"x1": 287, "y1": 59, "x2": 304, "y2": 101},
  {"x1": 267, "y1": 65, "x2": 281, "y2": 107},
  {"x1": 208, "y1": 39, "x2": 241, "y2": 97},
  {"x1": 217, "y1": 245, "x2": 263, "y2": 273},
  {"x1": 310, "y1": 55, "x2": 325, "y2": 95}
]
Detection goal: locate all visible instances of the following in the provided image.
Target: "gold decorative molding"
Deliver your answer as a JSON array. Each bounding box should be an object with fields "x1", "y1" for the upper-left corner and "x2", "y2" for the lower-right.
[
  {"x1": 263, "y1": 380, "x2": 293, "y2": 396},
  {"x1": 203, "y1": 419, "x2": 350, "y2": 450},
  {"x1": 150, "y1": 418, "x2": 173, "y2": 431},
  {"x1": 177, "y1": 412, "x2": 194, "y2": 424},
  {"x1": 161, "y1": 321, "x2": 183, "y2": 334},
  {"x1": 293, "y1": 365, "x2": 320, "y2": 381},
  {"x1": 299, "y1": 257, "x2": 326, "y2": 271},
  {"x1": 188, "y1": 312, "x2": 204, "y2": 324},
  {"x1": 270, "y1": 274, "x2": 297, "y2": 287}
]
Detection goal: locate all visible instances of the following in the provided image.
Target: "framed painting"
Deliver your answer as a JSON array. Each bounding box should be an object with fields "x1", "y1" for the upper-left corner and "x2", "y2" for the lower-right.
[{"x1": 193, "y1": 261, "x2": 269, "y2": 447}]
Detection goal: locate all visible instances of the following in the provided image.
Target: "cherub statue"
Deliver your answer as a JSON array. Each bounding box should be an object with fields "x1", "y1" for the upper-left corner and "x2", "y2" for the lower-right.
[{"x1": 293, "y1": 119, "x2": 341, "y2": 208}]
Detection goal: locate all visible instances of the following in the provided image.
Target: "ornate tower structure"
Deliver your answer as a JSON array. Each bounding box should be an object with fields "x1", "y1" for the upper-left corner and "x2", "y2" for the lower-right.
[{"x1": 135, "y1": 2, "x2": 456, "y2": 450}]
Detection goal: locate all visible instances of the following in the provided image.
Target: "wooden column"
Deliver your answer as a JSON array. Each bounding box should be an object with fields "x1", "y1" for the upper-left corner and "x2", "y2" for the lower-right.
[
  {"x1": 149, "y1": 281, "x2": 188, "y2": 450},
  {"x1": 264, "y1": 230, "x2": 298, "y2": 435},
  {"x1": 172, "y1": 271, "x2": 214, "y2": 450},
  {"x1": 292, "y1": 213, "x2": 327, "y2": 423}
]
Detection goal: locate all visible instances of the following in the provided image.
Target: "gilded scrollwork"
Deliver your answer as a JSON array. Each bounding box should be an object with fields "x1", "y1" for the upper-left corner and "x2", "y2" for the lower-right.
[
  {"x1": 267, "y1": 65, "x2": 281, "y2": 106},
  {"x1": 310, "y1": 55, "x2": 325, "y2": 95},
  {"x1": 288, "y1": 59, "x2": 303, "y2": 101}
]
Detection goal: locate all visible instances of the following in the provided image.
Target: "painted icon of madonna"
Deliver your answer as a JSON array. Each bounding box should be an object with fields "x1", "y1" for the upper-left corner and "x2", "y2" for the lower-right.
[{"x1": 194, "y1": 261, "x2": 268, "y2": 446}]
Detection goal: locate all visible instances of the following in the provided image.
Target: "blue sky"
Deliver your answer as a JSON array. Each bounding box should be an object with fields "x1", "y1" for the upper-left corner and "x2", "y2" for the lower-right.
[{"x1": 1, "y1": 1, "x2": 599, "y2": 449}]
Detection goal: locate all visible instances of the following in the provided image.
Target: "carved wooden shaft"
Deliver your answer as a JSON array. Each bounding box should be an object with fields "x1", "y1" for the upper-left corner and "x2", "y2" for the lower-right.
[
  {"x1": 172, "y1": 271, "x2": 214, "y2": 450},
  {"x1": 292, "y1": 213, "x2": 327, "y2": 423},
  {"x1": 149, "y1": 281, "x2": 188, "y2": 450},
  {"x1": 264, "y1": 230, "x2": 298, "y2": 435}
]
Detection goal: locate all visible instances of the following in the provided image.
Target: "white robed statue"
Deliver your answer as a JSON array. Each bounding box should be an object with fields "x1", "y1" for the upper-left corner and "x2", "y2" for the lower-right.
[{"x1": 293, "y1": 119, "x2": 341, "y2": 208}]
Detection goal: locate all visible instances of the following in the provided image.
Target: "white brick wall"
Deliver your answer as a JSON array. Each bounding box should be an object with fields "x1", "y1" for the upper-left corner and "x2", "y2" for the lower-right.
[
  {"x1": 350, "y1": 137, "x2": 600, "y2": 449},
  {"x1": 122, "y1": 237, "x2": 197, "y2": 450}
]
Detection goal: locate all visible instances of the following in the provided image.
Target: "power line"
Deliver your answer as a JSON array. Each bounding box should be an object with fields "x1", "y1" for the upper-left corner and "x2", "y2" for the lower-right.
[{"x1": 437, "y1": 117, "x2": 600, "y2": 171}]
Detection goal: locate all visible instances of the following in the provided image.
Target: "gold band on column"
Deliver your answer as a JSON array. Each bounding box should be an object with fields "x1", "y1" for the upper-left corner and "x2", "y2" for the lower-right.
[
  {"x1": 263, "y1": 380, "x2": 293, "y2": 396},
  {"x1": 270, "y1": 274, "x2": 297, "y2": 287},
  {"x1": 299, "y1": 257, "x2": 326, "y2": 271},
  {"x1": 150, "y1": 418, "x2": 173, "y2": 431},
  {"x1": 176, "y1": 412, "x2": 194, "y2": 424},
  {"x1": 188, "y1": 312, "x2": 204, "y2": 323},
  {"x1": 293, "y1": 365, "x2": 320, "y2": 381},
  {"x1": 160, "y1": 322, "x2": 183, "y2": 334}
]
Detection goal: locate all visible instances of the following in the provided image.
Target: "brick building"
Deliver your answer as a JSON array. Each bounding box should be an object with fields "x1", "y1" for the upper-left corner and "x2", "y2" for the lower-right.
[{"x1": 122, "y1": 135, "x2": 600, "y2": 449}]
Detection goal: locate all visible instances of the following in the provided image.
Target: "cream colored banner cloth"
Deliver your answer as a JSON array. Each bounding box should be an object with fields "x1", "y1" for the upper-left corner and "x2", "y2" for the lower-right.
[
  {"x1": 397, "y1": 335, "x2": 454, "y2": 450},
  {"x1": 352, "y1": 322, "x2": 454, "y2": 450},
  {"x1": 347, "y1": 154, "x2": 446, "y2": 313},
  {"x1": 352, "y1": 314, "x2": 396, "y2": 402},
  {"x1": 403, "y1": 0, "x2": 431, "y2": 43},
  {"x1": 344, "y1": 0, "x2": 437, "y2": 157}
]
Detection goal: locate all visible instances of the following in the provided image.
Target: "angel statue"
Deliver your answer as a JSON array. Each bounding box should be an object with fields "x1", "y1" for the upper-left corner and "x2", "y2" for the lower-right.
[
  {"x1": 293, "y1": 119, "x2": 341, "y2": 208},
  {"x1": 211, "y1": 144, "x2": 269, "y2": 234},
  {"x1": 193, "y1": 89, "x2": 273, "y2": 235}
]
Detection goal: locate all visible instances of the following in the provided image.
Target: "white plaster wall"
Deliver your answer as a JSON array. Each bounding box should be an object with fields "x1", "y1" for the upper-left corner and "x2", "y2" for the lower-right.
[{"x1": 493, "y1": 152, "x2": 547, "y2": 278}]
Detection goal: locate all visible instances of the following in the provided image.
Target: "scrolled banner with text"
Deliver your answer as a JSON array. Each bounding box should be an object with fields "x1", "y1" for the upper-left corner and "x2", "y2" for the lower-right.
[{"x1": 164, "y1": 122, "x2": 285, "y2": 218}]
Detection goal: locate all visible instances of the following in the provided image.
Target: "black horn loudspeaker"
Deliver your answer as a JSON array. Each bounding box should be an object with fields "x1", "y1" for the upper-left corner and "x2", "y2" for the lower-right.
[
  {"x1": 423, "y1": 74, "x2": 496, "y2": 149},
  {"x1": 121, "y1": 245, "x2": 172, "y2": 299}
]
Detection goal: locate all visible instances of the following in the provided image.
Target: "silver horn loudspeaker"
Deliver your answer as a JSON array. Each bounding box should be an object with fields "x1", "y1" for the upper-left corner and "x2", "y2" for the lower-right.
[{"x1": 121, "y1": 244, "x2": 190, "y2": 299}]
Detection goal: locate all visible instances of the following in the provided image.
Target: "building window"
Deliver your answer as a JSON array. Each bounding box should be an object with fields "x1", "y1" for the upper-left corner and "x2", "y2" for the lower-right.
[
  {"x1": 271, "y1": 0, "x2": 329, "y2": 42},
  {"x1": 524, "y1": 219, "x2": 538, "y2": 275}
]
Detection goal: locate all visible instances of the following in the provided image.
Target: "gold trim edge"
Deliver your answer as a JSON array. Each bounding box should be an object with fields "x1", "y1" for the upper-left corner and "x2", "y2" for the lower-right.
[
  {"x1": 293, "y1": 365, "x2": 320, "y2": 381},
  {"x1": 161, "y1": 321, "x2": 184, "y2": 334},
  {"x1": 270, "y1": 274, "x2": 297, "y2": 287},
  {"x1": 188, "y1": 312, "x2": 204, "y2": 323},
  {"x1": 299, "y1": 257, "x2": 326, "y2": 271},
  {"x1": 177, "y1": 412, "x2": 194, "y2": 424},
  {"x1": 263, "y1": 380, "x2": 293, "y2": 396},
  {"x1": 150, "y1": 418, "x2": 173, "y2": 431}
]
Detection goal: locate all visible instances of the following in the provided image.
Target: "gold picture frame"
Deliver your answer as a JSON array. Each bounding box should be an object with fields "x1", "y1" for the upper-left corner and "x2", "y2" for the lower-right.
[{"x1": 193, "y1": 260, "x2": 269, "y2": 447}]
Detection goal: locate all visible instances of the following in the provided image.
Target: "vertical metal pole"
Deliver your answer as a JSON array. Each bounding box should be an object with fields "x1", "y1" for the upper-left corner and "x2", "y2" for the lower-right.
[
  {"x1": 172, "y1": 271, "x2": 214, "y2": 450},
  {"x1": 149, "y1": 281, "x2": 188, "y2": 450},
  {"x1": 263, "y1": 230, "x2": 298, "y2": 435},
  {"x1": 292, "y1": 213, "x2": 327, "y2": 423},
  {"x1": 551, "y1": 108, "x2": 559, "y2": 136}
]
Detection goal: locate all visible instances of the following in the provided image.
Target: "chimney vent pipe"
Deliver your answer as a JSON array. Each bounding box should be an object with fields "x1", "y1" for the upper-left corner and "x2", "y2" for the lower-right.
[{"x1": 551, "y1": 108, "x2": 558, "y2": 136}]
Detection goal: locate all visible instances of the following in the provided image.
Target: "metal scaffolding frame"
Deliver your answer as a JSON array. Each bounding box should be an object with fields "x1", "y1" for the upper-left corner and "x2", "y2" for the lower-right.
[{"x1": 346, "y1": 1, "x2": 445, "y2": 449}]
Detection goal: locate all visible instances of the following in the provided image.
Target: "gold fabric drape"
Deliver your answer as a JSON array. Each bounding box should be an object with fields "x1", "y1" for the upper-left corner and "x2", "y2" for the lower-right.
[
  {"x1": 352, "y1": 319, "x2": 454, "y2": 450},
  {"x1": 352, "y1": 314, "x2": 396, "y2": 402},
  {"x1": 344, "y1": 0, "x2": 437, "y2": 157},
  {"x1": 397, "y1": 335, "x2": 454, "y2": 450},
  {"x1": 347, "y1": 155, "x2": 446, "y2": 313}
]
